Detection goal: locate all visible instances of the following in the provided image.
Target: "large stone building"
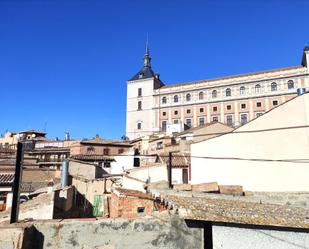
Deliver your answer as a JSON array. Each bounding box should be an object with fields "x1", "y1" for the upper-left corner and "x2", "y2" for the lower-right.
[{"x1": 126, "y1": 46, "x2": 309, "y2": 140}]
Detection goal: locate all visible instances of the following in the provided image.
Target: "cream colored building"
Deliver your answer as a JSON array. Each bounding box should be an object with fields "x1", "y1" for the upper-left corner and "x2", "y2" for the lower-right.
[
  {"x1": 190, "y1": 92, "x2": 309, "y2": 192},
  {"x1": 126, "y1": 46, "x2": 309, "y2": 140}
]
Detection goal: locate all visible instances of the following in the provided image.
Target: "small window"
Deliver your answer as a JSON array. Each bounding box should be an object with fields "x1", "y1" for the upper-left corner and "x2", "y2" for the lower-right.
[
  {"x1": 271, "y1": 82, "x2": 277, "y2": 91},
  {"x1": 137, "y1": 122, "x2": 141, "y2": 130},
  {"x1": 255, "y1": 84, "x2": 261, "y2": 94},
  {"x1": 173, "y1": 119, "x2": 179, "y2": 124},
  {"x1": 162, "y1": 121, "x2": 167, "y2": 131},
  {"x1": 118, "y1": 149, "x2": 124, "y2": 154},
  {"x1": 256, "y1": 102, "x2": 262, "y2": 107},
  {"x1": 156, "y1": 141, "x2": 163, "y2": 149},
  {"x1": 138, "y1": 88, "x2": 142, "y2": 97},
  {"x1": 103, "y1": 162, "x2": 111, "y2": 168},
  {"x1": 200, "y1": 108, "x2": 204, "y2": 113},
  {"x1": 287, "y1": 80, "x2": 294, "y2": 89},
  {"x1": 226, "y1": 115, "x2": 233, "y2": 127},
  {"x1": 212, "y1": 116, "x2": 218, "y2": 122},
  {"x1": 174, "y1": 95, "x2": 179, "y2": 103},
  {"x1": 241, "y1": 103, "x2": 246, "y2": 109},
  {"x1": 87, "y1": 146, "x2": 95, "y2": 153},
  {"x1": 213, "y1": 106, "x2": 218, "y2": 112},
  {"x1": 212, "y1": 90, "x2": 217, "y2": 98},
  {"x1": 162, "y1": 112, "x2": 166, "y2": 116},
  {"x1": 137, "y1": 101, "x2": 142, "y2": 110},
  {"x1": 256, "y1": 112, "x2": 263, "y2": 117},
  {"x1": 226, "y1": 88, "x2": 231, "y2": 97},
  {"x1": 199, "y1": 92, "x2": 204, "y2": 100},
  {"x1": 273, "y1": 100, "x2": 278, "y2": 106},
  {"x1": 226, "y1": 105, "x2": 231, "y2": 110},
  {"x1": 186, "y1": 119, "x2": 192, "y2": 127},
  {"x1": 186, "y1": 93, "x2": 191, "y2": 101},
  {"x1": 199, "y1": 117, "x2": 205, "y2": 125},
  {"x1": 240, "y1": 114, "x2": 248, "y2": 125},
  {"x1": 137, "y1": 207, "x2": 145, "y2": 214},
  {"x1": 240, "y1": 86, "x2": 246, "y2": 95},
  {"x1": 162, "y1": 97, "x2": 167, "y2": 104},
  {"x1": 186, "y1": 109, "x2": 191, "y2": 114},
  {"x1": 174, "y1": 110, "x2": 178, "y2": 115},
  {"x1": 103, "y1": 148, "x2": 110, "y2": 155}
]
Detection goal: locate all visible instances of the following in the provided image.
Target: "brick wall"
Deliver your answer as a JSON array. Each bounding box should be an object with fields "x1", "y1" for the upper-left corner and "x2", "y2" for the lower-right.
[{"x1": 108, "y1": 192, "x2": 158, "y2": 219}]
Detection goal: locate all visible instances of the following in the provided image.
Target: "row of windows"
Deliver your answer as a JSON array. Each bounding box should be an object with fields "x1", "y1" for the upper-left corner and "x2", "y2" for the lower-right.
[
  {"x1": 161, "y1": 80, "x2": 294, "y2": 104},
  {"x1": 161, "y1": 100, "x2": 278, "y2": 115},
  {"x1": 160, "y1": 112, "x2": 263, "y2": 130}
]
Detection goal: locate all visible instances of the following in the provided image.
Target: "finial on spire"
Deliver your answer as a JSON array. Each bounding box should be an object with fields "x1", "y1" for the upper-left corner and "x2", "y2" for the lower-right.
[
  {"x1": 146, "y1": 34, "x2": 149, "y2": 55},
  {"x1": 144, "y1": 35, "x2": 151, "y2": 67}
]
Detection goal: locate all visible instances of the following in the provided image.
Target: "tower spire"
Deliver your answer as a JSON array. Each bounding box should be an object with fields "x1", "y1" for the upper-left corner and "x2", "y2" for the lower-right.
[{"x1": 144, "y1": 36, "x2": 151, "y2": 67}]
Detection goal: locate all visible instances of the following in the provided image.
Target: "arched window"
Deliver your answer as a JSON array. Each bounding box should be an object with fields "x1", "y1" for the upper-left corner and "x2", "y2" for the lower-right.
[
  {"x1": 212, "y1": 90, "x2": 217, "y2": 98},
  {"x1": 240, "y1": 86, "x2": 246, "y2": 95},
  {"x1": 174, "y1": 95, "x2": 178, "y2": 103},
  {"x1": 255, "y1": 84, "x2": 261, "y2": 94},
  {"x1": 287, "y1": 80, "x2": 294, "y2": 89},
  {"x1": 186, "y1": 93, "x2": 191, "y2": 101},
  {"x1": 198, "y1": 91, "x2": 204, "y2": 100},
  {"x1": 271, "y1": 82, "x2": 277, "y2": 91},
  {"x1": 226, "y1": 88, "x2": 231, "y2": 97},
  {"x1": 162, "y1": 97, "x2": 167, "y2": 104}
]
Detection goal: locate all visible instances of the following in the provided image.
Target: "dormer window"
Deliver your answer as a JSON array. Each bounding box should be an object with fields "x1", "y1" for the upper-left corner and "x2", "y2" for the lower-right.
[{"x1": 138, "y1": 73, "x2": 144, "y2": 79}]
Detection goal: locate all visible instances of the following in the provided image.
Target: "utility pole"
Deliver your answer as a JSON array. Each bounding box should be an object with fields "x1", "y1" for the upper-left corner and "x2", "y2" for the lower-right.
[
  {"x1": 168, "y1": 152, "x2": 172, "y2": 189},
  {"x1": 10, "y1": 142, "x2": 24, "y2": 224}
]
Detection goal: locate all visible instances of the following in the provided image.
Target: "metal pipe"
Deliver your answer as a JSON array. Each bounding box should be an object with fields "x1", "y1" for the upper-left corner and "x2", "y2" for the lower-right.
[
  {"x1": 61, "y1": 160, "x2": 69, "y2": 188},
  {"x1": 168, "y1": 152, "x2": 172, "y2": 189},
  {"x1": 10, "y1": 142, "x2": 24, "y2": 224}
]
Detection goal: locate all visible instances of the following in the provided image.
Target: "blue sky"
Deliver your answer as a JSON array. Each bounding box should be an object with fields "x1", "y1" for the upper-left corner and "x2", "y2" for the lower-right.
[{"x1": 0, "y1": 0, "x2": 308, "y2": 140}]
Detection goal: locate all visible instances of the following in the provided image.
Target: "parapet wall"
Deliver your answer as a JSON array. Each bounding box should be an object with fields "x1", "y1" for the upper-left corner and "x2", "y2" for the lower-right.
[{"x1": 1, "y1": 215, "x2": 204, "y2": 249}]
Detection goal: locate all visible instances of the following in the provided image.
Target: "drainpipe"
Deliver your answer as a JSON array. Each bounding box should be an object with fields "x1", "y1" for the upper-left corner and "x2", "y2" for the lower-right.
[{"x1": 61, "y1": 160, "x2": 69, "y2": 188}]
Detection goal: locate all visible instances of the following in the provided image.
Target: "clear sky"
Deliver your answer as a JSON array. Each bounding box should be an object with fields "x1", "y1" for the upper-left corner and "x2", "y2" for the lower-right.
[{"x1": 1, "y1": 0, "x2": 308, "y2": 140}]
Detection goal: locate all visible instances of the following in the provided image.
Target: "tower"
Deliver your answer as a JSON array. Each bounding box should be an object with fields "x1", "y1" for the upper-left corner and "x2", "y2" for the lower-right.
[{"x1": 126, "y1": 44, "x2": 164, "y2": 140}]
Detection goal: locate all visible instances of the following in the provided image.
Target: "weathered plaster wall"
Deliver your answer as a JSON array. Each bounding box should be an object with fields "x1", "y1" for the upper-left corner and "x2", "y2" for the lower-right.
[{"x1": 22, "y1": 215, "x2": 204, "y2": 249}]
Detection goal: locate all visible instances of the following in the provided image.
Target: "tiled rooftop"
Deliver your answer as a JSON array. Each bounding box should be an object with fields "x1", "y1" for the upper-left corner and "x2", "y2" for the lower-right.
[{"x1": 152, "y1": 190, "x2": 309, "y2": 229}]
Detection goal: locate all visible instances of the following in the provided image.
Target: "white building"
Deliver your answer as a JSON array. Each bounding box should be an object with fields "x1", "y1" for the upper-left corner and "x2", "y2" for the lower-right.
[
  {"x1": 126, "y1": 46, "x2": 309, "y2": 140},
  {"x1": 190, "y1": 92, "x2": 309, "y2": 192}
]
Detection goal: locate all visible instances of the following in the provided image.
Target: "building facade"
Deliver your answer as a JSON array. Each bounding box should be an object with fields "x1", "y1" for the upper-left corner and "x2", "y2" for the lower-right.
[{"x1": 126, "y1": 46, "x2": 309, "y2": 140}]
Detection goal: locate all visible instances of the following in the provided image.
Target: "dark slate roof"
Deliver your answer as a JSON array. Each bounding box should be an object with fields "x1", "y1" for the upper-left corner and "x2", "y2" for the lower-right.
[
  {"x1": 304, "y1": 46, "x2": 309, "y2": 52},
  {"x1": 129, "y1": 66, "x2": 156, "y2": 81}
]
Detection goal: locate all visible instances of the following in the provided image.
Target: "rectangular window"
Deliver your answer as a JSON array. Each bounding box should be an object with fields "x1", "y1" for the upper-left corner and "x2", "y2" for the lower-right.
[
  {"x1": 138, "y1": 88, "x2": 142, "y2": 97},
  {"x1": 103, "y1": 148, "x2": 110, "y2": 155},
  {"x1": 137, "y1": 101, "x2": 142, "y2": 110},
  {"x1": 186, "y1": 118, "x2": 192, "y2": 127},
  {"x1": 241, "y1": 103, "x2": 246, "y2": 109},
  {"x1": 137, "y1": 122, "x2": 141, "y2": 130},
  {"x1": 200, "y1": 108, "x2": 204, "y2": 113},
  {"x1": 173, "y1": 119, "x2": 179, "y2": 124},
  {"x1": 212, "y1": 116, "x2": 218, "y2": 122},
  {"x1": 162, "y1": 112, "x2": 166, "y2": 116},
  {"x1": 256, "y1": 102, "x2": 262, "y2": 107},
  {"x1": 240, "y1": 113, "x2": 248, "y2": 125},
  {"x1": 199, "y1": 117, "x2": 205, "y2": 125},
  {"x1": 226, "y1": 115, "x2": 233, "y2": 126},
  {"x1": 162, "y1": 120, "x2": 167, "y2": 131},
  {"x1": 137, "y1": 207, "x2": 145, "y2": 214},
  {"x1": 186, "y1": 109, "x2": 191, "y2": 114},
  {"x1": 273, "y1": 100, "x2": 278, "y2": 106},
  {"x1": 156, "y1": 141, "x2": 163, "y2": 149},
  {"x1": 256, "y1": 112, "x2": 263, "y2": 118},
  {"x1": 174, "y1": 110, "x2": 178, "y2": 115},
  {"x1": 226, "y1": 105, "x2": 231, "y2": 110},
  {"x1": 213, "y1": 106, "x2": 218, "y2": 112},
  {"x1": 118, "y1": 149, "x2": 124, "y2": 154}
]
